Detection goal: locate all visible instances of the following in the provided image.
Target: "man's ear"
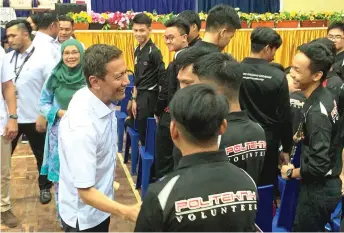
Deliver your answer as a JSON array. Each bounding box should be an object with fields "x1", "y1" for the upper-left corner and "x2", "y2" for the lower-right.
[
  {"x1": 170, "y1": 120, "x2": 180, "y2": 141},
  {"x1": 312, "y1": 71, "x2": 324, "y2": 82},
  {"x1": 219, "y1": 119, "x2": 227, "y2": 135}
]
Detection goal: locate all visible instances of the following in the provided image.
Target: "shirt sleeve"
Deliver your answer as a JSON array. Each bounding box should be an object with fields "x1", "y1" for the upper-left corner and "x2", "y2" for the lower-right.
[
  {"x1": 277, "y1": 76, "x2": 293, "y2": 153},
  {"x1": 151, "y1": 49, "x2": 166, "y2": 87},
  {"x1": 59, "y1": 124, "x2": 97, "y2": 188},
  {"x1": 39, "y1": 78, "x2": 59, "y2": 124},
  {"x1": 1, "y1": 53, "x2": 14, "y2": 83},
  {"x1": 134, "y1": 190, "x2": 163, "y2": 232},
  {"x1": 300, "y1": 111, "x2": 332, "y2": 179},
  {"x1": 155, "y1": 64, "x2": 170, "y2": 117}
]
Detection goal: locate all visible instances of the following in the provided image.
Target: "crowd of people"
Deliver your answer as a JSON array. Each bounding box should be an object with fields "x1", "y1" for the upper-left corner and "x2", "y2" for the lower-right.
[{"x1": 1, "y1": 3, "x2": 344, "y2": 232}]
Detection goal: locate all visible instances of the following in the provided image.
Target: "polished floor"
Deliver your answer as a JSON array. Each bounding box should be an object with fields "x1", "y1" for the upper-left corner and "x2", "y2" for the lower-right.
[{"x1": 1, "y1": 143, "x2": 139, "y2": 232}]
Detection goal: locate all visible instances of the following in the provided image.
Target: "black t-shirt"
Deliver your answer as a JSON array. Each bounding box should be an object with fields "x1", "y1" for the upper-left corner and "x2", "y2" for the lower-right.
[
  {"x1": 134, "y1": 39, "x2": 165, "y2": 91},
  {"x1": 135, "y1": 151, "x2": 258, "y2": 232},
  {"x1": 239, "y1": 58, "x2": 293, "y2": 153},
  {"x1": 219, "y1": 111, "x2": 266, "y2": 184}
]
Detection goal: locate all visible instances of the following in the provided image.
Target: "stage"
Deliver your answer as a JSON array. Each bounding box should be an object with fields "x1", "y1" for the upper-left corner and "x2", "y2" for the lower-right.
[{"x1": 74, "y1": 27, "x2": 327, "y2": 70}]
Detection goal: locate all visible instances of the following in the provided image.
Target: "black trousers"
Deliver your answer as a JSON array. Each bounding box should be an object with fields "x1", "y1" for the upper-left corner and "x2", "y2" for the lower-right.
[
  {"x1": 62, "y1": 217, "x2": 110, "y2": 232},
  {"x1": 154, "y1": 112, "x2": 174, "y2": 179},
  {"x1": 293, "y1": 178, "x2": 341, "y2": 232},
  {"x1": 136, "y1": 90, "x2": 157, "y2": 146},
  {"x1": 258, "y1": 130, "x2": 279, "y2": 189},
  {"x1": 11, "y1": 123, "x2": 52, "y2": 190}
]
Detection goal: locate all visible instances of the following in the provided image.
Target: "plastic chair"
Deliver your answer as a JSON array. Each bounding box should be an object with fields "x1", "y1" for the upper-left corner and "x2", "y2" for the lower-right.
[
  {"x1": 116, "y1": 85, "x2": 133, "y2": 152},
  {"x1": 273, "y1": 178, "x2": 301, "y2": 232},
  {"x1": 325, "y1": 201, "x2": 342, "y2": 232},
  {"x1": 137, "y1": 118, "x2": 156, "y2": 198},
  {"x1": 256, "y1": 184, "x2": 274, "y2": 232},
  {"x1": 124, "y1": 119, "x2": 140, "y2": 175}
]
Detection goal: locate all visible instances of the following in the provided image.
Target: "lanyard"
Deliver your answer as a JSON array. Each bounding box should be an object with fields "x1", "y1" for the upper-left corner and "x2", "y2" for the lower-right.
[{"x1": 13, "y1": 47, "x2": 35, "y2": 82}]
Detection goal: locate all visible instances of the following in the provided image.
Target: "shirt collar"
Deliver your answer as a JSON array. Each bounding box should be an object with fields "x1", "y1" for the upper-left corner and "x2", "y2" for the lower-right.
[
  {"x1": 242, "y1": 57, "x2": 269, "y2": 65},
  {"x1": 189, "y1": 35, "x2": 201, "y2": 47},
  {"x1": 174, "y1": 47, "x2": 187, "y2": 59},
  {"x1": 177, "y1": 150, "x2": 228, "y2": 170},
  {"x1": 86, "y1": 88, "x2": 113, "y2": 119},
  {"x1": 226, "y1": 110, "x2": 249, "y2": 121},
  {"x1": 35, "y1": 31, "x2": 55, "y2": 43},
  {"x1": 194, "y1": 40, "x2": 220, "y2": 52},
  {"x1": 302, "y1": 85, "x2": 324, "y2": 115}
]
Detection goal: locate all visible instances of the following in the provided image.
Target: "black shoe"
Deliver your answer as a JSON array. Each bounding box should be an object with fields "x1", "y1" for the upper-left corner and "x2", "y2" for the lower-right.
[
  {"x1": 1, "y1": 210, "x2": 19, "y2": 228},
  {"x1": 40, "y1": 189, "x2": 52, "y2": 204}
]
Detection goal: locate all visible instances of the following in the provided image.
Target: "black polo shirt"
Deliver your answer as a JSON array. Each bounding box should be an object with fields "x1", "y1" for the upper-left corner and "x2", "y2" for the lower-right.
[
  {"x1": 155, "y1": 48, "x2": 187, "y2": 116},
  {"x1": 323, "y1": 70, "x2": 343, "y2": 100},
  {"x1": 333, "y1": 51, "x2": 344, "y2": 76},
  {"x1": 239, "y1": 58, "x2": 293, "y2": 153},
  {"x1": 300, "y1": 86, "x2": 341, "y2": 181},
  {"x1": 134, "y1": 39, "x2": 165, "y2": 91},
  {"x1": 192, "y1": 40, "x2": 221, "y2": 52},
  {"x1": 290, "y1": 91, "x2": 306, "y2": 134},
  {"x1": 219, "y1": 111, "x2": 266, "y2": 184},
  {"x1": 134, "y1": 151, "x2": 257, "y2": 232},
  {"x1": 188, "y1": 35, "x2": 202, "y2": 47}
]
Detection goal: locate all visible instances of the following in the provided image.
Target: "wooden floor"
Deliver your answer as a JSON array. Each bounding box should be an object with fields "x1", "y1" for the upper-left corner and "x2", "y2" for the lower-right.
[{"x1": 1, "y1": 143, "x2": 139, "y2": 232}]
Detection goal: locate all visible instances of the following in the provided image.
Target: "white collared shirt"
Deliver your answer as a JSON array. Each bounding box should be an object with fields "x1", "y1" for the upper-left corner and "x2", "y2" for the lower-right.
[
  {"x1": 0, "y1": 46, "x2": 11, "y2": 135},
  {"x1": 54, "y1": 37, "x2": 85, "y2": 50},
  {"x1": 2, "y1": 43, "x2": 57, "y2": 123},
  {"x1": 58, "y1": 87, "x2": 117, "y2": 230},
  {"x1": 32, "y1": 31, "x2": 61, "y2": 63}
]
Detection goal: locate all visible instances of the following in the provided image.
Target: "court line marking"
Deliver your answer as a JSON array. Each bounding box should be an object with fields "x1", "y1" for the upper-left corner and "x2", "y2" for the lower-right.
[
  {"x1": 12, "y1": 155, "x2": 34, "y2": 159},
  {"x1": 117, "y1": 152, "x2": 141, "y2": 203}
]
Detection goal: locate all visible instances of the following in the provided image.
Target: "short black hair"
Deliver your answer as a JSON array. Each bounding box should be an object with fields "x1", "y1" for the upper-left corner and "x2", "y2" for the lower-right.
[
  {"x1": 133, "y1": 13, "x2": 152, "y2": 27},
  {"x1": 175, "y1": 46, "x2": 216, "y2": 70},
  {"x1": 6, "y1": 19, "x2": 32, "y2": 35},
  {"x1": 310, "y1": 37, "x2": 336, "y2": 61},
  {"x1": 84, "y1": 44, "x2": 123, "y2": 87},
  {"x1": 177, "y1": 10, "x2": 201, "y2": 31},
  {"x1": 170, "y1": 84, "x2": 229, "y2": 146},
  {"x1": 58, "y1": 15, "x2": 74, "y2": 26},
  {"x1": 193, "y1": 52, "x2": 241, "y2": 101},
  {"x1": 285, "y1": 66, "x2": 292, "y2": 74},
  {"x1": 327, "y1": 22, "x2": 344, "y2": 33},
  {"x1": 164, "y1": 17, "x2": 190, "y2": 35},
  {"x1": 28, "y1": 13, "x2": 41, "y2": 25},
  {"x1": 270, "y1": 62, "x2": 285, "y2": 72},
  {"x1": 37, "y1": 11, "x2": 58, "y2": 30},
  {"x1": 251, "y1": 27, "x2": 282, "y2": 53},
  {"x1": 297, "y1": 42, "x2": 335, "y2": 82},
  {"x1": 206, "y1": 4, "x2": 241, "y2": 31}
]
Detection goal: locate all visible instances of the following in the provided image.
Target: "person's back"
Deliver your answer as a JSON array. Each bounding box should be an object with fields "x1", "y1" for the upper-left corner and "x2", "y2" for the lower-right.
[
  {"x1": 136, "y1": 157, "x2": 257, "y2": 232},
  {"x1": 239, "y1": 27, "x2": 292, "y2": 187},
  {"x1": 219, "y1": 112, "x2": 266, "y2": 183},
  {"x1": 135, "y1": 84, "x2": 257, "y2": 232},
  {"x1": 240, "y1": 60, "x2": 289, "y2": 128}
]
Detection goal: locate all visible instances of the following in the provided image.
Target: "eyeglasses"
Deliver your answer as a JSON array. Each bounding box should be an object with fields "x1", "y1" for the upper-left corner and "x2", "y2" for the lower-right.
[{"x1": 327, "y1": 35, "x2": 344, "y2": 40}]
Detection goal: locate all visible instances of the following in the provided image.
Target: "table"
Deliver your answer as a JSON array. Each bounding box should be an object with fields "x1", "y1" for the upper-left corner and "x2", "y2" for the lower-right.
[
  {"x1": 0, "y1": 7, "x2": 17, "y2": 23},
  {"x1": 74, "y1": 27, "x2": 328, "y2": 70}
]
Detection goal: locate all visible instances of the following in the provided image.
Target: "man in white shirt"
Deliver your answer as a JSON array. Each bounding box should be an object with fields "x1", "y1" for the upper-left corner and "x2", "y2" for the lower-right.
[
  {"x1": 4, "y1": 19, "x2": 55, "y2": 205},
  {"x1": 0, "y1": 45, "x2": 19, "y2": 228},
  {"x1": 54, "y1": 15, "x2": 85, "y2": 49},
  {"x1": 32, "y1": 12, "x2": 60, "y2": 63},
  {"x1": 58, "y1": 44, "x2": 140, "y2": 232}
]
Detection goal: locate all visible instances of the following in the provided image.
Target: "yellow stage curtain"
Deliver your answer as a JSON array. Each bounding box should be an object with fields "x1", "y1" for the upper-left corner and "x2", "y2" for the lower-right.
[{"x1": 75, "y1": 28, "x2": 327, "y2": 70}]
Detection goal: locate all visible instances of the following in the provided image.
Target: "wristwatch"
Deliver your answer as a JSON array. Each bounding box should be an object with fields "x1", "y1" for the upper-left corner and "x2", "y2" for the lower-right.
[
  {"x1": 287, "y1": 168, "x2": 294, "y2": 179},
  {"x1": 131, "y1": 96, "x2": 136, "y2": 101},
  {"x1": 9, "y1": 114, "x2": 18, "y2": 120}
]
